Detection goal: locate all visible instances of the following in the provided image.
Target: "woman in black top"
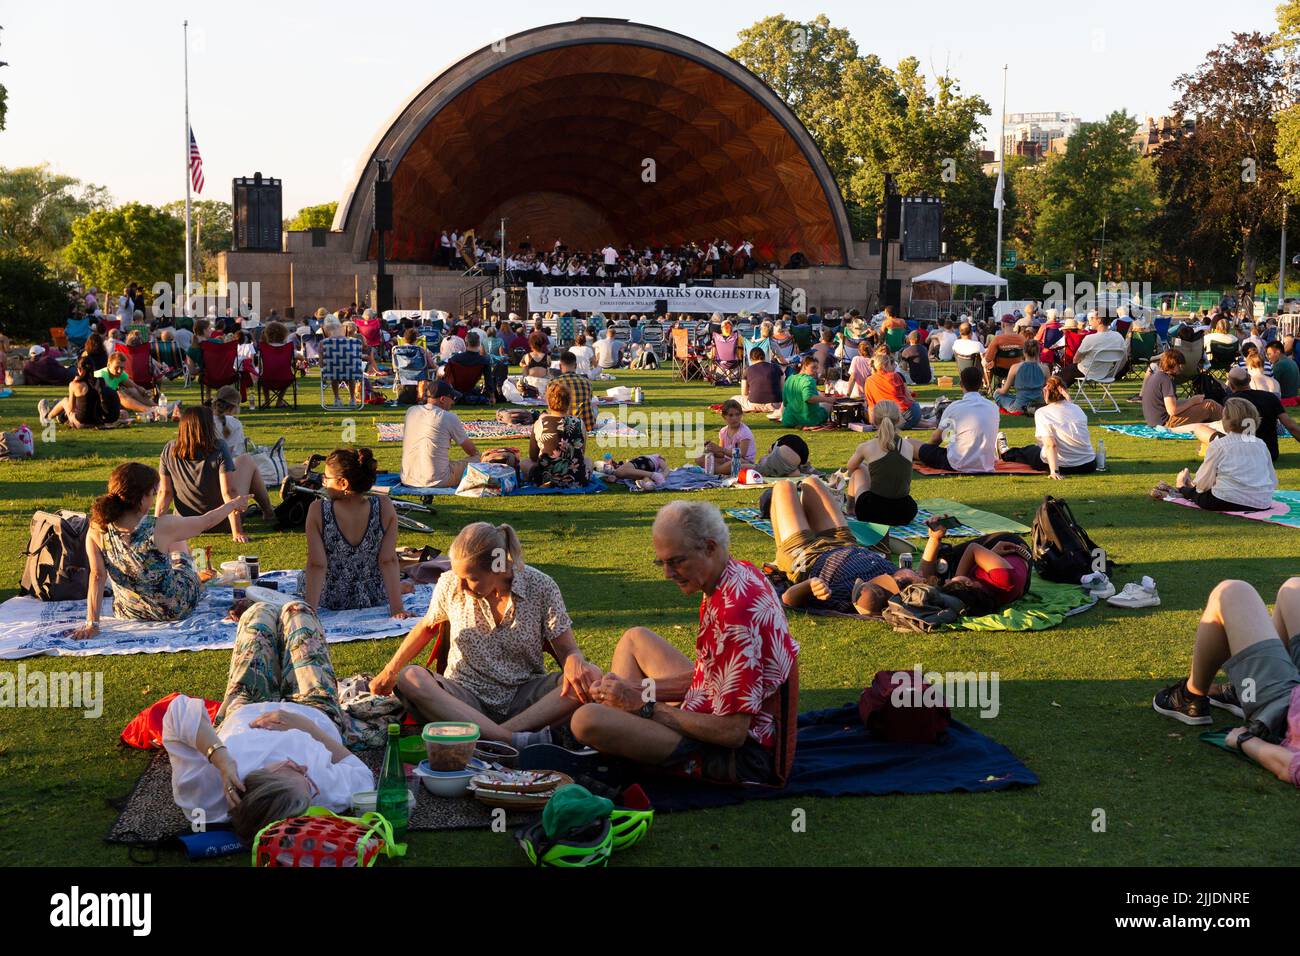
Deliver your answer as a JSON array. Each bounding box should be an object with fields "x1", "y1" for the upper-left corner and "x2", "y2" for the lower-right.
[
  {"x1": 40, "y1": 356, "x2": 118, "y2": 429},
  {"x1": 82, "y1": 333, "x2": 110, "y2": 372},
  {"x1": 156, "y1": 407, "x2": 276, "y2": 544}
]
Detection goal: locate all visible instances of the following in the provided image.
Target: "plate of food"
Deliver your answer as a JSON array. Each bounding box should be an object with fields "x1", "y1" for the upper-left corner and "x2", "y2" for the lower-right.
[
  {"x1": 468, "y1": 770, "x2": 572, "y2": 810},
  {"x1": 469, "y1": 768, "x2": 565, "y2": 795}
]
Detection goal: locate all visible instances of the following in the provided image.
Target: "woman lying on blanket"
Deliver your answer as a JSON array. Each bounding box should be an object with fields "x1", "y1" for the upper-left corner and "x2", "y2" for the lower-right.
[
  {"x1": 72, "y1": 463, "x2": 249, "y2": 639},
  {"x1": 770, "y1": 476, "x2": 903, "y2": 614},
  {"x1": 592, "y1": 452, "x2": 667, "y2": 489},
  {"x1": 1152, "y1": 578, "x2": 1300, "y2": 789},
  {"x1": 161, "y1": 600, "x2": 375, "y2": 845},
  {"x1": 852, "y1": 523, "x2": 1032, "y2": 618},
  {"x1": 1150, "y1": 398, "x2": 1278, "y2": 512},
  {"x1": 372, "y1": 522, "x2": 602, "y2": 751}
]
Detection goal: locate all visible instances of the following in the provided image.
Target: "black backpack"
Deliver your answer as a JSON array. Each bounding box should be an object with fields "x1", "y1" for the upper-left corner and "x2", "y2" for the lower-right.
[
  {"x1": 1031, "y1": 496, "x2": 1112, "y2": 583},
  {"x1": 20, "y1": 510, "x2": 92, "y2": 602}
]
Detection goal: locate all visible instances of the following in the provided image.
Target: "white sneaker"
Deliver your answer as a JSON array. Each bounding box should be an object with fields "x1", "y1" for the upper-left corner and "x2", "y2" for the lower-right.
[
  {"x1": 37, "y1": 399, "x2": 51, "y2": 427},
  {"x1": 1079, "y1": 572, "x2": 1115, "y2": 599},
  {"x1": 996, "y1": 431, "x2": 1009, "y2": 456},
  {"x1": 1108, "y1": 577, "x2": 1160, "y2": 608}
]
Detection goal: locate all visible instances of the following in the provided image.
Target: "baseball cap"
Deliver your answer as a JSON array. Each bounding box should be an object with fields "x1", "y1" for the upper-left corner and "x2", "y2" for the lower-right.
[
  {"x1": 431, "y1": 380, "x2": 456, "y2": 400},
  {"x1": 28, "y1": 345, "x2": 45, "y2": 357}
]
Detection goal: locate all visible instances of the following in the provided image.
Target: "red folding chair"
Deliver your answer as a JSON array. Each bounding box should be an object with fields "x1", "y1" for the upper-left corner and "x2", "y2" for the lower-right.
[
  {"x1": 257, "y1": 341, "x2": 299, "y2": 408},
  {"x1": 1061, "y1": 330, "x2": 1091, "y2": 367},
  {"x1": 199, "y1": 339, "x2": 241, "y2": 404},
  {"x1": 113, "y1": 341, "x2": 158, "y2": 392}
]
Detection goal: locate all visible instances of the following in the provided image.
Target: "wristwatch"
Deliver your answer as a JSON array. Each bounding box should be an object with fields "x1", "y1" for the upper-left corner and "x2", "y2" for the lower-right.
[
  {"x1": 1232, "y1": 730, "x2": 1255, "y2": 750},
  {"x1": 205, "y1": 742, "x2": 228, "y2": 762},
  {"x1": 638, "y1": 700, "x2": 656, "y2": 720}
]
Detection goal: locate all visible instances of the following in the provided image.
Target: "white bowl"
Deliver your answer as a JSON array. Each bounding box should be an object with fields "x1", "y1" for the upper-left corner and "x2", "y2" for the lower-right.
[
  {"x1": 413, "y1": 760, "x2": 474, "y2": 797},
  {"x1": 350, "y1": 788, "x2": 416, "y2": 815}
]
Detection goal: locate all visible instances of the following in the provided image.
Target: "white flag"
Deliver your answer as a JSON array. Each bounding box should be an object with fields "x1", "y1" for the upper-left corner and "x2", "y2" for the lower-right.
[{"x1": 993, "y1": 171, "x2": 1004, "y2": 211}]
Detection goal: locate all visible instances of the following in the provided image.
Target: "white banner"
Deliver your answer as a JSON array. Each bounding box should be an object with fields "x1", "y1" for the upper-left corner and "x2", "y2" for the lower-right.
[{"x1": 526, "y1": 284, "x2": 780, "y2": 315}]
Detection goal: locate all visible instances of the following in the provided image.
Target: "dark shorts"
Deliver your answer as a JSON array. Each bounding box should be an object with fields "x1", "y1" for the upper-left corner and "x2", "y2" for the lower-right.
[
  {"x1": 916, "y1": 442, "x2": 951, "y2": 471},
  {"x1": 428, "y1": 671, "x2": 561, "y2": 726},
  {"x1": 662, "y1": 735, "x2": 774, "y2": 785},
  {"x1": 854, "y1": 491, "x2": 919, "y2": 526},
  {"x1": 776, "y1": 524, "x2": 858, "y2": 582},
  {"x1": 1177, "y1": 486, "x2": 1269, "y2": 513},
  {"x1": 1223, "y1": 637, "x2": 1300, "y2": 738}
]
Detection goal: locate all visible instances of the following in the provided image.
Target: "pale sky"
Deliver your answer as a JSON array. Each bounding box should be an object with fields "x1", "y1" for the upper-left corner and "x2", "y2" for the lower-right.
[{"x1": 0, "y1": 0, "x2": 1281, "y2": 215}]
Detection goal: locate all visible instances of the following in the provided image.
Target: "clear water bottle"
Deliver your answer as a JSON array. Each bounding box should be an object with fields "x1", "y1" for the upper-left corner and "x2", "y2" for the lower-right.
[
  {"x1": 731, "y1": 451, "x2": 742, "y2": 479},
  {"x1": 1096, "y1": 439, "x2": 1107, "y2": 472},
  {"x1": 703, "y1": 452, "x2": 714, "y2": 474}
]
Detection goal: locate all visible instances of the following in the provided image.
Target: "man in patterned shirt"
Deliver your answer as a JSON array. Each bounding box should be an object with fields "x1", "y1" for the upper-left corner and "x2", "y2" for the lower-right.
[
  {"x1": 571, "y1": 500, "x2": 799, "y2": 784},
  {"x1": 553, "y1": 352, "x2": 596, "y2": 432}
]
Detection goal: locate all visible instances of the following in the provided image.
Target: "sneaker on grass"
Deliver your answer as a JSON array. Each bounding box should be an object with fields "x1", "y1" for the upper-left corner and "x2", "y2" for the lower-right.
[
  {"x1": 1208, "y1": 682, "x2": 1245, "y2": 719},
  {"x1": 995, "y1": 431, "x2": 1009, "y2": 457},
  {"x1": 1108, "y1": 577, "x2": 1160, "y2": 608},
  {"x1": 1079, "y1": 572, "x2": 1115, "y2": 600},
  {"x1": 1152, "y1": 677, "x2": 1212, "y2": 725},
  {"x1": 37, "y1": 399, "x2": 51, "y2": 427}
]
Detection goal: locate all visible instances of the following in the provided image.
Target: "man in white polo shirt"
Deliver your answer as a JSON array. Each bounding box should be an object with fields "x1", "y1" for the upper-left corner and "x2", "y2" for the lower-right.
[
  {"x1": 951, "y1": 322, "x2": 983, "y2": 361},
  {"x1": 917, "y1": 366, "x2": 999, "y2": 473}
]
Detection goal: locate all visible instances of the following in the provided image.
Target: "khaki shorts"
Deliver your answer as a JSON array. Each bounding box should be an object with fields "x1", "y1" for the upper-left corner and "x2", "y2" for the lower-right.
[
  {"x1": 755, "y1": 444, "x2": 801, "y2": 478},
  {"x1": 431, "y1": 671, "x2": 561, "y2": 725},
  {"x1": 776, "y1": 525, "x2": 858, "y2": 582}
]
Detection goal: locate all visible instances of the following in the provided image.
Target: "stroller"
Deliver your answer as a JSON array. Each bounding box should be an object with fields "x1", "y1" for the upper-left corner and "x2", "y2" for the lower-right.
[{"x1": 276, "y1": 455, "x2": 436, "y2": 532}]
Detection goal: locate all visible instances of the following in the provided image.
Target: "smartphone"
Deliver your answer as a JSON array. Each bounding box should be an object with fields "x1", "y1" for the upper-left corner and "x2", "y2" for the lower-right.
[{"x1": 938, "y1": 515, "x2": 962, "y2": 529}]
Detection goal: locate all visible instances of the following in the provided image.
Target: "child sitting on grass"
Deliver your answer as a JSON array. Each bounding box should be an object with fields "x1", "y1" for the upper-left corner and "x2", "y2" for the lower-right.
[{"x1": 696, "y1": 399, "x2": 756, "y2": 475}]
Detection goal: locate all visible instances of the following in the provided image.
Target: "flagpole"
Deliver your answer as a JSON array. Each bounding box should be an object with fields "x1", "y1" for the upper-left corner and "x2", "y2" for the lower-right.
[
  {"x1": 995, "y1": 64, "x2": 1007, "y2": 280},
  {"x1": 183, "y1": 20, "x2": 193, "y2": 318}
]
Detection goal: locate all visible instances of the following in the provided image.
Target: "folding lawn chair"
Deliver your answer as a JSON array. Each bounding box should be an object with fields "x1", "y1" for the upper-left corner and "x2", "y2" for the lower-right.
[
  {"x1": 1072, "y1": 346, "x2": 1128, "y2": 414},
  {"x1": 391, "y1": 343, "x2": 432, "y2": 400},
  {"x1": 671, "y1": 327, "x2": 706, "y2": 382},
  {"x1": 1207, "y1": 340, "x2": 1240, "y2": 380},
  {"x1": 319, "y1": 336, "x2": 364, "y2": 410},
  {"x1": 257, "y1": 341, "x2": 299, "y2": 408},
  {"x1": 198, "y1": 339, "x2": 241, "y2": 405},
  {"x1": 987, "y1": 345, "x2": 1023, "y2": 394},
  {"x1": 113, "y1": 342, "x2": 159, "y2": 394}
]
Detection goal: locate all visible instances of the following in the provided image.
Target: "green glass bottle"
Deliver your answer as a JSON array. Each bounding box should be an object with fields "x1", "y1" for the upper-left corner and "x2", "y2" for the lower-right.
[{"x1": 375, "y1": 723, "x2": 409, "y2": 845}]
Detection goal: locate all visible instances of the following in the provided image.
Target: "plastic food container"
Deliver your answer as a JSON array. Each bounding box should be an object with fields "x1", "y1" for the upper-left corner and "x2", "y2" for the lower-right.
[
  {"x1": 413, "y1": 761, "x2": 474, "y2": 797},
  {"x1": 421, "y1": 721, "x2": 481, "y2": 771}
]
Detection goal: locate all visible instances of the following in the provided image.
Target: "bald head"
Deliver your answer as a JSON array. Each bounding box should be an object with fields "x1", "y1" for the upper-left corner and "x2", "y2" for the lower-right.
[{"x1": 1227, "y1": 367, "x2": 1250, "y2": 391}]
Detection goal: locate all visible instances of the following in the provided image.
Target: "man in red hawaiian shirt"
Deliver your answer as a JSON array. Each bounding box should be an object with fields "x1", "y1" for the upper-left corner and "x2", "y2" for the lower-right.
[{"x1": 570, "y1": 500, "x2": 799, "y2": 784}]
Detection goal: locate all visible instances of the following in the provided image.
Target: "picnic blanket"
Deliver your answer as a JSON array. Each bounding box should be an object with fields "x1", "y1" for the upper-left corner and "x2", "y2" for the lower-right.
[
  {"x1": 622, "y1": 466, "x2": 725, "y2": 493},
  {"x1": 0, "y1": 570, "x2": 428, "y2": 659},
  {"x1": 633, "y1": 705, "x2": 1038, "y2": 811},
  {"x1": 950, "y1": 580, "x2": 1096, "y2": 631},
  {"x1": 1100, "y1": 423, "x2": 1196, "y2": 441},
  {"x1": 725, "y1": 497, "x2": 1027, "y2": 547},
  {"x1": 105, "y1": 747, "x2": 532, "y2": 849},
  {"x1": 376, "y1": 414, "x2": 642, "y2": 444},
  {"x1": 371, "y1": 471, "x2": 606, "y2": 498},
  {"x1": 1158, "y1": 490, "x2": 1300, "y2": 529},
  {"x1": 914, "y1": 460, "x2": 1041, "y2": 477}
]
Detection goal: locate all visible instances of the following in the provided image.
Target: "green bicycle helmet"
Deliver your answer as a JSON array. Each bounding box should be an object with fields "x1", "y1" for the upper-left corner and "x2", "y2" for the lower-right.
[
  {"x1": 609, "y1": 784, "x2": 654, "y2": 851},
  {"x1": 516, "y1": 817, "x2": 613, "y2": 867}
]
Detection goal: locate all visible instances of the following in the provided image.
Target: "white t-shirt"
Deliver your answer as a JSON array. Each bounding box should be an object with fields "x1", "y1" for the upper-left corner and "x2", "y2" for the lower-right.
[
  {"x1": 952, "y1": 337, "x2": 983, "y2": 358},
  {"x1": 594, "y1": 338, "x2": 623, "y2": 368},
  {"x1": 161, "y1": 696, "x2": 372, "y2": 827},
  {"x1": 570, "y1": 344, "x2": 595, "y2": 371},
  {"x1": 439, "y1": 335, "x2": 465, "y2": 361},
  {"x1": 938, "y1": 392, "x2": 999, "y2": 473},
  {"x1": 172, "y1": 327, "x2": 194, "y2": 351},
  {"x1": 401, "y1": 403, "x2": 469, "y2": 488},
  {"x1": 937, "y1": 330, "x2": 959, "y2": 361},
  {"x1": 602, "y1": 246, "x2": 618, "y2": 265},
  {"x1": 1034, "y1": 401, "x2": 1095, "y2": 468},
  {"x1": 1074, "y1": 328, "x2": 1126, "y2": 375},
  {"x1": 216, "y1": 415, "x2": 247, "y2": 456}
]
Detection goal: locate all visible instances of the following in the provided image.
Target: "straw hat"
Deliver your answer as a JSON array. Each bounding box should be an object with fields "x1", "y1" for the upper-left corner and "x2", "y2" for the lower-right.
[
  {"x1": 1061, "y1": 317, "x2": 1081, "y2": 330},
  {"x1": 314, "y1": 307, "x2": 329, "y2": 319}
]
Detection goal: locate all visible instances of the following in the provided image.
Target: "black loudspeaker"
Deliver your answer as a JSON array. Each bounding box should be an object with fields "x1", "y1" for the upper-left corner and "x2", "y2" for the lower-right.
[
  {"x1": 232, "y1": 173, "x2": 282, "y2": 252},
  {"x1": 884, "y1": 278, "x2": 902, "y2": 314},
  {"x1": 884, "y1": 194, "x2": 902, "y2": 242},
  {"x1": 901, "y1": 196, "x2": 943, "y2": 261},
  {"x1": 376, "y1": 274, "x2": 394, "y2": 314},
  {"x1": 373, "y1": 180, "x2": 393, "y2": 232},
  {"x1": 655, "y1": 299, "x2": 668, "y2": 317}
]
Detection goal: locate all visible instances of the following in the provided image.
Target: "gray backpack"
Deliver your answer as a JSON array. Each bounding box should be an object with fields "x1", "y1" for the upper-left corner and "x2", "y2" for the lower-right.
[{"x1": 20, "y1": 510, "x2": 92, "y2": 602}]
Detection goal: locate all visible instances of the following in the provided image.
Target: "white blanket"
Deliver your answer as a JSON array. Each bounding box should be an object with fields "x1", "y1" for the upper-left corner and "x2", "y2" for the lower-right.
[{"x1": 0, "y1": 570, "x2": 428, "y2": 659}]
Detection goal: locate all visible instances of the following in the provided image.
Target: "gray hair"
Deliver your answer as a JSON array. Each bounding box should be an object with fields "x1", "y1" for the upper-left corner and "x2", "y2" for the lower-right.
[{"x1": 653, "y1": 500, "x2": 729, "y2": 552}]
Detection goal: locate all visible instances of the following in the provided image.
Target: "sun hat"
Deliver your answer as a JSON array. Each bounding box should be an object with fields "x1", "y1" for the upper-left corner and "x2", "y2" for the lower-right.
[
  {"x1": 1061, "y1": 317, "x2": 1080, "y2": 330},
  {"x1": 314, "y1": 307, "x2": 328, "y2": 319},
  {"x1": 542, "y1": 784, "x2": 614, "y2": 840}
]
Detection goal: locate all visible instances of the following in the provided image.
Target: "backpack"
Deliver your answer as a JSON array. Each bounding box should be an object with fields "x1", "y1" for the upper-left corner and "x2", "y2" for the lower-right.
[
  {"x1": 1031, "y1": 495, "x2": 1112, "y2": 584},
  {"x1": 857, "y1": 670, "x2": 951, "y2": 744},
  {"x1": 20, "y1": 509, "x2": 92, "y2": 601},
  {"x1": 1191, "y1": 371, "x2": 1226, "y2": 405},
  {"x1": 880, "y1": 583, "x2": 965, "y2": 633}
]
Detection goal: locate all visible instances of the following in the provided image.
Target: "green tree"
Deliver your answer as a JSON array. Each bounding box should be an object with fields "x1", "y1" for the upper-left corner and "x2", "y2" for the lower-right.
[
  {"x1": 65, "y1": 203, "x2": 185, "y2": 299},
  {"x1": 1030, "y1": 112, "x2": 1160, "y2": 280},
  {"x1": 0, "y1": 252, "x2": 73, "y2": 340},
  {"x1": 0, "y1": 165, "x2": 111, "y2": 272},
  {"x1": 730, "y1": 15, "x2": 860, "y2": 192},
  {"x1": 1160, "y1": 31, "x2": 1293, "y2": 287},
  {"x1": 285, "y1": 201, "x2": 338, "y2": 231},
  {"x1": 161, "y1": 199, "x2": 232, "y2": 282}
]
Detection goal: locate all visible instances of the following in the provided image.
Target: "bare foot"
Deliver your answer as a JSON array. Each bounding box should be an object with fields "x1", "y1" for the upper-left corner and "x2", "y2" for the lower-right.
[{"x1": 1176, "y1": 467, "x2": 1190, "y2": 487}]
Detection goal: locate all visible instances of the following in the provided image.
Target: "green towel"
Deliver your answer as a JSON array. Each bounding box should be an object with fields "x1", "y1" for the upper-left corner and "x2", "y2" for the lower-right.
[
  {"x1": 952, "y1": 580, "x2": 1095, "y2": 632},
  {"x1": 918, "y1": 498, "x2": 1031, "y2": 535}
]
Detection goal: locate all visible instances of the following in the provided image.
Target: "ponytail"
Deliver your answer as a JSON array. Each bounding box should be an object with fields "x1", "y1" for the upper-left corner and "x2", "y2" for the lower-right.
[
  {"x1": 1043, "y1": 375, "x2": 1068, "y2": 404},
  {"x1": 449, "y1": 521, "x2": 524, "y2": 575},
  {"x1": 872, "y1": 400, "x2": 902, "y2": 452},
  {"x1": 91, "y1": 462, "x2": 159, "y2": 529}
]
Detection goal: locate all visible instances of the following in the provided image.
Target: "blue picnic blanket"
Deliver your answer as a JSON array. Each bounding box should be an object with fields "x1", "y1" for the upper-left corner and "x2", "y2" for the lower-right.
[
  {"x1": 1100, "y1": 423, "x2": 1196, "y2": 440},
  {"x1": 637, "y1": 705, "x2": 1038, "y2": 810},
  {"x1": 372, "y1": 472, "x2": 605, "y2": 497}
]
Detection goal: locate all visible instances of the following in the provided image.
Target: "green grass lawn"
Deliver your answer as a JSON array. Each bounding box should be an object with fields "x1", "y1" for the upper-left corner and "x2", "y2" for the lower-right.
[{"x1": 1, "y1": 361, "x2": 1298, "y2": 867}]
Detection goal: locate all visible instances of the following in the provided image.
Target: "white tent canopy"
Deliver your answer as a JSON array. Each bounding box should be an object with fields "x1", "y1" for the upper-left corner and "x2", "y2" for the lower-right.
[{"x1": 910, "y1": 261, "x2": 1008, "y2": 286}]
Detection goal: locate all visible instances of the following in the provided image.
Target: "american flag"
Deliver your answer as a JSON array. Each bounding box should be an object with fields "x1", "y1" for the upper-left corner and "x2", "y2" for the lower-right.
[{"x1": 188, "y1": 127, "x2": 205, "y2": 194}]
